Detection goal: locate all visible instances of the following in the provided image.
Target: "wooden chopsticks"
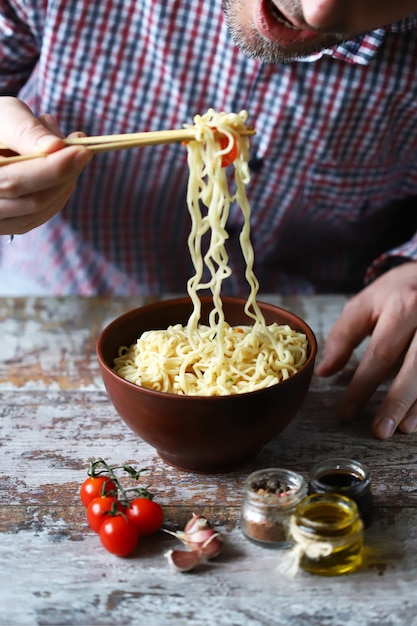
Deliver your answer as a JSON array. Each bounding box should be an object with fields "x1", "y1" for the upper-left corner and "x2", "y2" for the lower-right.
[{"x1": 0, "y1": 127, "x2": 256, "y2": 166}]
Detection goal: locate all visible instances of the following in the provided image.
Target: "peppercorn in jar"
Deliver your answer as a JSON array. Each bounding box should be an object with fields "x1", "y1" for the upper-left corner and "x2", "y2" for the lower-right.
[{"x1": 241, "y1": 468, "x2": 307, "y2": 548}]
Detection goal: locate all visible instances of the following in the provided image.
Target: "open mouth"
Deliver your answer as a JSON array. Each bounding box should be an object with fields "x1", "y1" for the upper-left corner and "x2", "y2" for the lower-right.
[
  {"x1": 264, "y1": 0, "x2": 300, "y2": 30},
  {"x1": 254, "y1": 0, "x2": 320, "y2": 46}
]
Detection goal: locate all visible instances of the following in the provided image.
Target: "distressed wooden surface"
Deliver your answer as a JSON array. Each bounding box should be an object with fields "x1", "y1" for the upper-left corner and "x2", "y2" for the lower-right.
[{"x1": 1, "y1": 295, "x2": 417, "y2": 626}]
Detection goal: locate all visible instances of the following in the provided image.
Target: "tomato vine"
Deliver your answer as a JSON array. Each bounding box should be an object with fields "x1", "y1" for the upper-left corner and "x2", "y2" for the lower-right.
[{"x1": 79, "y1": 457, "x2": 164, "y2": 556}]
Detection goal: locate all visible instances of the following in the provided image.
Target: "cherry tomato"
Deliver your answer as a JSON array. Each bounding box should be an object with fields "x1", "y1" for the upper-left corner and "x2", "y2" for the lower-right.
[
  {"x1": 126, "y1": 497, "x2": 164, "y2": 536},
  {"x1": 99, "y1": 515, "x2": 139, "y2": 557},
  {"x1": 80, "y1": 476, "x2": 117, "y2": 507},
  {"x1": 87, "y1": 495, "x2": 124, "y2": 533},
  {"x1": 218, "y1": 135, "x2": 238, "y2": 167}
]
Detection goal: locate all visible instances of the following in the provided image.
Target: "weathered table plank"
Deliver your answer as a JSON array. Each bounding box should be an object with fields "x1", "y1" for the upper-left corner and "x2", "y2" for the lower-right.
[{"x1": 1, "y1": 295, "x2": 416, "y2": 626}]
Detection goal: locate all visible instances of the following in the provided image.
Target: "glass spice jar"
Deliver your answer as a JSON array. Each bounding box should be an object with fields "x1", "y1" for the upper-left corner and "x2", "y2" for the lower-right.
[
  {"x1": 241, "y1": 468, "x2": 307, "y2": 548},
  {"x1": 308, "y1": 457, "x2": 374, "y2": 527},
  {"x1": 288, "y1": 493, "x2": 364, "y2": 576}
]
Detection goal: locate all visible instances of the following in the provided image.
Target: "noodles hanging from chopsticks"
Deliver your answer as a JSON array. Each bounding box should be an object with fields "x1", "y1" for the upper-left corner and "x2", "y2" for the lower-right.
[{"x1": 113, "y1": 109, "x2": 308, "y2": 395}]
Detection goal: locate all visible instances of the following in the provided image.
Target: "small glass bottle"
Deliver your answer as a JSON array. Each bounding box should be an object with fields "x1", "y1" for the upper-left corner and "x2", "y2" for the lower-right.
[
  {"x1": 241, "y1": 468, "x2": 307, "y2": 548},
  {"x1": 308, "y1": 457, "x2": 374, "y2": 527},
  {"x1": 289, "y1": 493, "x2": 364, "y2": 576}
]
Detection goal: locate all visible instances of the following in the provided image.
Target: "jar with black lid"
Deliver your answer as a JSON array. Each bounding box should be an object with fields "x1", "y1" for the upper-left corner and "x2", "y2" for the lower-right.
[{"x1": 308, "y1": 457, "x2": 373, "y2": 527}]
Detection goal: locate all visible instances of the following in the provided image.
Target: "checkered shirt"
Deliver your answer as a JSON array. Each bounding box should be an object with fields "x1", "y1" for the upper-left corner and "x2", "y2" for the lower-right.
[{"x1": 1, "y1": 1, "x2": 417, "y2": 295}]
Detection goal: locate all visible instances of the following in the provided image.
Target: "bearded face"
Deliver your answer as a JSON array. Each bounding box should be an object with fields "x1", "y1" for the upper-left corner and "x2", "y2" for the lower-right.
[{"x1": 222, "y1": 0, "x2": 415, "y2": 63}]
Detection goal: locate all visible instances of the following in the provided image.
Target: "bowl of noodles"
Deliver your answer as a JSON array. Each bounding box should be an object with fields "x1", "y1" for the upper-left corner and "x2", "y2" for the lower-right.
[
  {"x1": 98, "y1": 109, "x2": 317, "y2": 471},
  {"x1": 97, "y1": 296, "x2": 317, "y2": 472}
]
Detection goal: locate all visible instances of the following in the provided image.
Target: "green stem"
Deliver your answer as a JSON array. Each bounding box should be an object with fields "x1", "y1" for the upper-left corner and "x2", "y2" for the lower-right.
[{"x1": 87, "y1": 457, "x2": 153, "y2": 503}]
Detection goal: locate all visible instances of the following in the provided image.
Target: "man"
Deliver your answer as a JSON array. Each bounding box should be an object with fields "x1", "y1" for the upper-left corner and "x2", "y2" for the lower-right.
[
  {"x1": 225, "y1": 0, "x2": 417, "y2": 60},
  {"x1": 1, "y1": 0, "x2": 417, "y2": 440}
]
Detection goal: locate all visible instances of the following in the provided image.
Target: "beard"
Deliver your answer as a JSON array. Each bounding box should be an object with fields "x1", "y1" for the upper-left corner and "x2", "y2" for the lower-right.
[{"x1": 222, "y1": 0, "x2": 349, "y2": 63}]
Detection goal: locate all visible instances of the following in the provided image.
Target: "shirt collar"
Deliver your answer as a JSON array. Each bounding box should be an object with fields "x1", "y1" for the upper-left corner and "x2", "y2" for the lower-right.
[{"x1": 298, "y1": 13, "x2": 417, "y2": 65}]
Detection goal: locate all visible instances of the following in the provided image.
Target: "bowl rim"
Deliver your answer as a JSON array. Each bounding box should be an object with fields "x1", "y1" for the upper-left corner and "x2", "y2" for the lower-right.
[{"x1": 96, "y1": 296, "x2": 317, "y2": 401}]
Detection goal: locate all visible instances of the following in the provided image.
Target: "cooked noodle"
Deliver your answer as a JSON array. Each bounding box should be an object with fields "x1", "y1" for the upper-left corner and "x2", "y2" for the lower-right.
[{"x1": 113, "y1": 109, "x2": 308, "y2": 395}]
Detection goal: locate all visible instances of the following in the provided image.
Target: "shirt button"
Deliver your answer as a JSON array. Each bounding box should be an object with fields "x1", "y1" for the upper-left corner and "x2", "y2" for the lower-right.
[{"x1": 249, "y1": 157, "x2": 264, "y2": 172}]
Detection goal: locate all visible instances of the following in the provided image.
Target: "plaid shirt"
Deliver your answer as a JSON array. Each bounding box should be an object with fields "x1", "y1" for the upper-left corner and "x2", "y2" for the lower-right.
[{"x1": 1, "y1": 2, "x2": 417, "y2": 296}]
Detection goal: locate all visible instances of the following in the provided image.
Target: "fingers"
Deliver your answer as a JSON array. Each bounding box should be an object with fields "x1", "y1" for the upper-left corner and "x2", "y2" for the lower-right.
[
  {"x1": 0, "y1": 178, "x2": 78, "y2": 234},
  {"x1": 0, "y1": 97, "x2": 65, "y2": 154},
  {"x1": 0, "y1": 98, "x2": 92, "y2": 234},
  {"x1": 316, "y1": 265, "x2": 417, "y2": 439},
  {"x1": 371, "y1": 330, "x2": 417, "y2": 439},
  {"x1": 0, "y1": 146, "x2": 90, "y2": 199},
  {"x1": 315, "y1": 294, "x2": 375, "y2": 376},
  {"x1": 337, "y1": 291, "x2": 415, "y2": 420},
  {"x1": 39, "y1": 113, "x2": 66, "y2": 138},
  {"x1": 0, "y1": 148, "x2": 91, "y2": 233}
]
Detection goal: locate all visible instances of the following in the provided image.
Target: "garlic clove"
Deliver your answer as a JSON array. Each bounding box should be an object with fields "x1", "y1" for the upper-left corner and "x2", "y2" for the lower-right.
[
  {"x1": 165, "y1": 549, "x2": 202, "y2": 572},
  {"x1": 184, "y1": 514, "x2": 211, "y2": 534},
  {"x1": 164, "y1": 515, "x2": 224, "y2": 566},
  {"x1": 182, "y1": 529, "x2": 224, "y2": 559}
]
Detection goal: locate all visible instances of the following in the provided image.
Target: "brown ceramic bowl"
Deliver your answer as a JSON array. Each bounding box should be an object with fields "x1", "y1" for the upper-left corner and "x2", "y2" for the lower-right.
[{"x1": 96, "y1": 297, "x2": 317, "y2": 473}]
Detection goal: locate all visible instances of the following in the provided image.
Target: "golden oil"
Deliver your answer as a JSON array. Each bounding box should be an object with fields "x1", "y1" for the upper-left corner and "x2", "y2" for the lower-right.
[{"x1": 291, "y1": 493, "x2": 363, "y2": 576}]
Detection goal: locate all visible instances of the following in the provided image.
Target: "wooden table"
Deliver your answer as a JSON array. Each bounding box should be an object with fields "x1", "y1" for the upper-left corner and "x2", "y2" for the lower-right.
[{"x1": 1, "y1": 295, "x2": 416, "y2": 626}]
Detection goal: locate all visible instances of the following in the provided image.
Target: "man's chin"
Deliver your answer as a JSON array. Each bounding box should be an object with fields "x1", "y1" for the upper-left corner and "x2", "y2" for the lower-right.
[
  {"x1": 229, "y1": 25, "x2": 348, "y2": 62},
  {"x1": 223, "y1": 1, "x2": 347, "y2": 63}
]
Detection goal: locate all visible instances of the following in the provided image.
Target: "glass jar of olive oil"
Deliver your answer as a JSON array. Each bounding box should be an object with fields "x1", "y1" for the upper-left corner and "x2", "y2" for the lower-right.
[{"x1": 289, "y1": 493, "x2": 364, "y2": 576}]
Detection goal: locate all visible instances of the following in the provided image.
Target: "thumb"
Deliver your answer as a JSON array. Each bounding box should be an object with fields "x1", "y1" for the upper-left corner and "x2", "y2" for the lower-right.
[{"x1": 0, "y1": 97, "x2": 65, "y2": 155}]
